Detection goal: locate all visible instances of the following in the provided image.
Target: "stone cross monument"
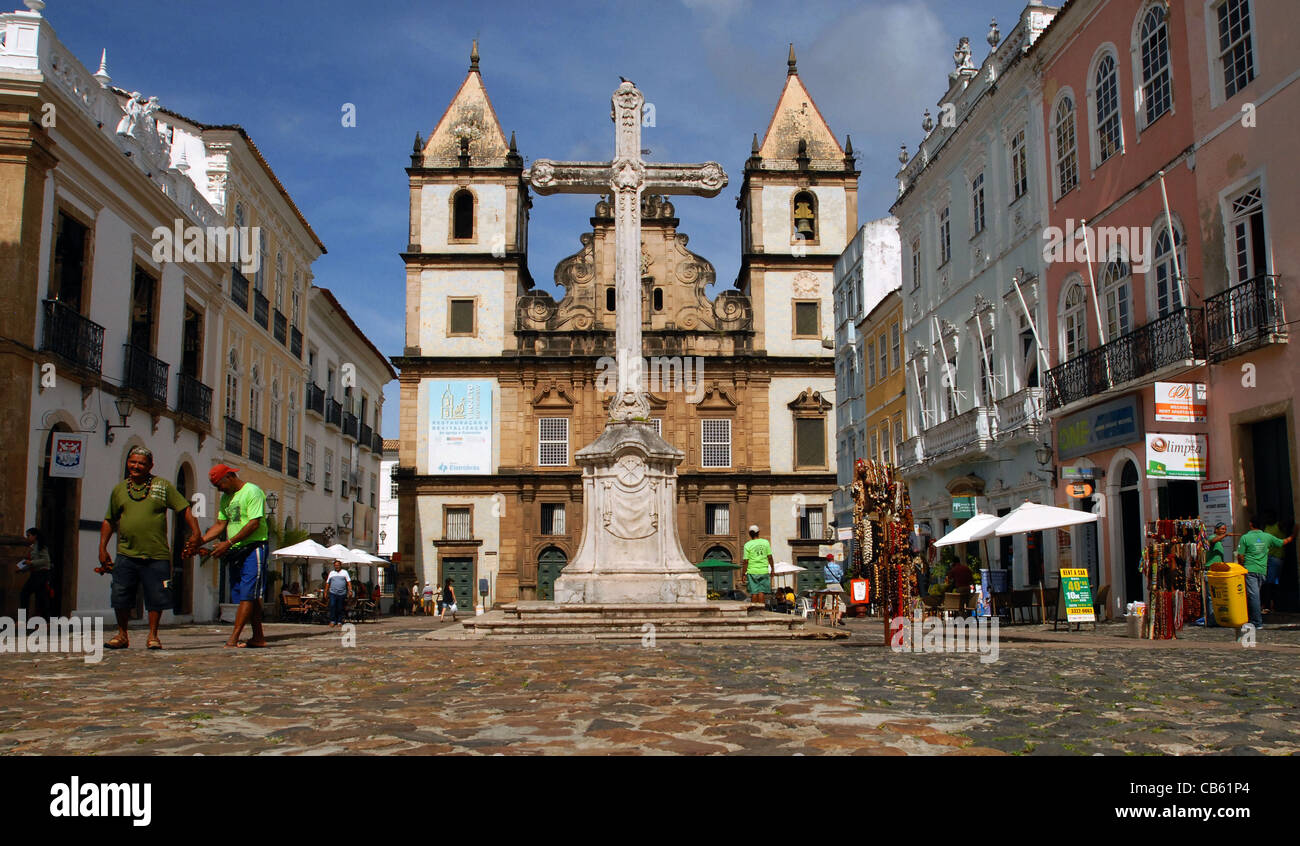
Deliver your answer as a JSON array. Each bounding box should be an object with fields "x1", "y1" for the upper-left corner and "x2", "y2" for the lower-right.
[{"x1": 527, "y1": 81, "x2": 727, "y2": 603}]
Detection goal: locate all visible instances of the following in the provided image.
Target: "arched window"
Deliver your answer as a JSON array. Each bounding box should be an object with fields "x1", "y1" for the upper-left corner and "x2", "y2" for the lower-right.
[
  {"x1": 1139, "y1": 4, "x2": 1172, "y2": 126},
  {"x1": 225, "y1": 350, "x2": 239, "y2": 419},
  {"x1": 1152, "y1": 223, "x2": 1185, "y2": 316},
  {"x1": 1095, "y1": 54, "x2": 1123, "y2": 162},
  {"x1": 452, "y1": 189, "x2": 474, "y2": 240},
  {"x1": 652, "y1": 288, "x2": 663, "y2": 312},
  {"x1": 270, "y1": 378, "x2": 281, "y2": 440},
  {"x1": 275, "y1": 252, "x2": 285, "y2": 309},
  {"x1": 249, "y1": 364, "x2": 262, "y2": 428},
  {"x1": 792, "y1": 190, "x2": 817, "y2": 244},
  {"x1": 1061, "y1": 281, "x2": 1088, "y2": 360},
  {"x1": 1102, "y1": 258, "x2": 1133, "y2": 339},
  {"x1": 1054, "y1": 96, "x2": 1078, "y2": 195}
]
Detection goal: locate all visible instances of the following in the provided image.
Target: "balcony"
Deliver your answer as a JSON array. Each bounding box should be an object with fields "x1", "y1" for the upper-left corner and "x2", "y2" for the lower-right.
[
  {"x1": 360, "y1": 423, "x2": 373, "y2": 450},
  {"x1": 326, "y1": 398, "x2": 342, "y2": 427},
  {"x1": 273, "y1": 309, "x2": 288, "y2": 345},
  {"x1": 343, "y1": 411, "x2": 359, "y2": 440},
  {"x1": 996, "y1": 386, "x2": 1046, "y2": 442},
  {"x1": 176, "y1": 373, "x2": 213, "y2": 425},
  {"x1": 268, "y1": 438, "x2": 283, "y2": 473},
  {"x1": 230, "y1": 268, "x2": 250, "y2": 311},
  {"x1": 897, "y1": 436, "x2": 924, "y2": 471},
  {"x1": 290, "y1": 326, "x2": 303, "y2": 359},
  {"x1": 1205, "y1": 275, "x2": 1286, "y2": 363},
  {"x1": 306, "y1": 383, "x2": 325, "y2": 416},
  {"x1": 926, "y1": 406, "x2": 998, "y2": 460},
  {"x1": 286, "y1": 447, "x2": 300, "y2": 479},
  {"x1": 253, "y1": 290, "x2": 269, "y2": 330},
  {"x1": 122, "y1": 344, "x2": 169, "y2": 407},
  {"x1": 248, "y1": 428, "x2": 265, "y2": 465},
  {"x1": 1047, "y1": 307, "x2": 1204, "y2": 411},
  {"x1": 224, "y1": 417, "x2": 243, "y2": 455},
  {"x1": 372, "y1": 432, "x2": 384, "y2": 453},
  {"x1": 41, "y1": 299, "x2": 105, "y2": 374}
]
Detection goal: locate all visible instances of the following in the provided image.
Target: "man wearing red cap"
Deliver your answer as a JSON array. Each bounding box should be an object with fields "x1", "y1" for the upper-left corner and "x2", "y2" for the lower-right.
[{"x1": 197, "y1": 465, "x2": 270, "y2": 647}]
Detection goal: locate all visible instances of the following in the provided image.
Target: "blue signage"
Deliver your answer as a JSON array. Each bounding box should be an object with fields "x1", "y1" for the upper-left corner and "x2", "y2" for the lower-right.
[{"x1": 1056, "y1": 394, "x2": 1143, "y2": 460}]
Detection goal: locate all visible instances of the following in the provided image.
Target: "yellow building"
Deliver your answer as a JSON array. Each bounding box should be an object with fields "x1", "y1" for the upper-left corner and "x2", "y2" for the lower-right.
[{"x1": 860, "y1": 290, "x2": 906, "y2": 466}]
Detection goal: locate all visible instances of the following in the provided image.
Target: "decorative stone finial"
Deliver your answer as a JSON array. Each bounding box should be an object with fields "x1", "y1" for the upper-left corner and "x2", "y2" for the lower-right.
[
  {"x1": 470, "y1": 39, "x2": 479, "y2": 72},
  {"x1": 410, "y1": 133, "x2": 423, "y2": 166},
  {"x1": 24, "y1": 0, "x2": 46, "y2": 13},
  {"x1": 175, "y1": 147, "x2": 190, "y2": 174},
  {"x1": 506, "y1": 130, "x2": 522, "y2": 167},
  {"x1": 922, "y1": 109, "x2": 934, "y2": 133},
  {"x1": 844, "y1": 135, "x2": 854, "y2": 157},
  {"x1": 787, "y1": 43, "x2": 797, "y2": 76},
  {"x1": 898, "y1": 144, "x2": 909, "y2": 165},
  {"x1": 412, "y1": 132, "x2": 423, "y2": 153},
  {"x1": 751, "y1": 132, "x2": 759, "y2": 154},
  {"x1": 93, "y1": 49, "x2": 111, "y2": 87},
  {"x1": 987, "y1": 18, "x2": 1000, "y2": 49}
]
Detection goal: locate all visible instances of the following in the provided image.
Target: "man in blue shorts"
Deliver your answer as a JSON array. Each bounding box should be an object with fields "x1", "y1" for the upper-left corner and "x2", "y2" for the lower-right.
[{"x1": 198, "y1": 464, "x2": 270, "y2": 648}]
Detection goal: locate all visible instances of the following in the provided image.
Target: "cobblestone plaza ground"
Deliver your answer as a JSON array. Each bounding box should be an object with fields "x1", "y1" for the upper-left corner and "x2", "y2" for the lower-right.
[{"x1": 1, "y1": 616, "x2": 1297, "y2": 756}]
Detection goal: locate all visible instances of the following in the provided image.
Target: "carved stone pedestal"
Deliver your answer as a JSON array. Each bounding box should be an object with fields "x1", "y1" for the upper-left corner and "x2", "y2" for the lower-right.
[{"x1": 554, "y1": 421, "x2": 707, "y2": 604}]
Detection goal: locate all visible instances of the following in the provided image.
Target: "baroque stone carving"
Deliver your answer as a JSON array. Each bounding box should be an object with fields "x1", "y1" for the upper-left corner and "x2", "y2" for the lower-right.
[{"x1": 792, "y1": 270, "x2": 820, "y2": 297}]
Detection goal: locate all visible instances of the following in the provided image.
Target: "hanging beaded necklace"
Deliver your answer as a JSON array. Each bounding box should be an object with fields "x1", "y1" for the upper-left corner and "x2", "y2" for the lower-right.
[{"x1": 125, "y1": 475, "x2": 154, "y2": 502}]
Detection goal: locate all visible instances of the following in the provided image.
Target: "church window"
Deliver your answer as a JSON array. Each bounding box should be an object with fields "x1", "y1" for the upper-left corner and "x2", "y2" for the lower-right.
[
  {"x1": 795, "y1": 417, "x2": 826, "y2": 469},
  {"x1": 538, "y1": 418, "x2": 569, "y2": 466},
  {"x1": 653, "y1": 288, "x2": 663, "y2": 311},
  {"x1": 448, "y1": 297, "x2": 476, "y2": 336},
  {"x1": 791, "y1": 190, "x2": 817, "y2": 244},
  {"x1": 705, "y1": 504, "x2": 730, "y2": 536},
  {"x1": 541, "y1": 504, "x2": 566, "y2": 535},
  {"x1": 793, "y1": 300, "x2": 820, "y2": 338},
  {"x1": 701, "y1": 419, "x2": 731, "y2": 468},
  {"x1": 451, "y1": 189, "x2": 474, "y2": 240},
  {"x1": 605, "y1": 287, "x2": 616, "y2": 312}
]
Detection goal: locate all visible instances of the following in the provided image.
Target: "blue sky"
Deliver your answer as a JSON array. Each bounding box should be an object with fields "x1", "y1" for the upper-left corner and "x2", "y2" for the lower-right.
[{"x1": 48, "y1": 0, "x2": 1033, "y2": 437}]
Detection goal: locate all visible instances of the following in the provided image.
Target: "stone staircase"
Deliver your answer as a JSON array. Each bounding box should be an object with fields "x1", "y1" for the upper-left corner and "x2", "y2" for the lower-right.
[{"x1": 433, "y1": 601, "x2": 847, "y2": 642}]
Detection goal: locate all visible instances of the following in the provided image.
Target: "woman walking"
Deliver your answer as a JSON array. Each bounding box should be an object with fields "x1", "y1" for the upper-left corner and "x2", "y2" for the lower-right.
[
  {"x1": 18, "y1": 527, "x2": 53, "y2": 618},
  {"x1": 439, "y1": 578, "x2": 458, "y2": 622}
]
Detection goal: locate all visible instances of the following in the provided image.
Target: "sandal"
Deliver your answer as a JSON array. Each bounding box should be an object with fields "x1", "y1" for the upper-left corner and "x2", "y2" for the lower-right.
[
  {"x1": 146, "y1": 637, "x2": 162, "y2": 650},
  {"x1": 105, "y1": 634, "x2": 129, "y2": 649}
]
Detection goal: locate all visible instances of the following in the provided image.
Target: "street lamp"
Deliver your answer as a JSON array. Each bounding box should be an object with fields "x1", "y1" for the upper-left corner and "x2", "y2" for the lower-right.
[
  {"x1": 104, "y1": 396, "x2": 134, "y2": 444},
  {"x1": 1034, "y1": 442, "x2": 1054, "y2": 467},
  {"x1": 379, "y1": 530, "x2": 387, "y2": 545},
  {"x1": 265, "y1": 491, "x2": 279, "y2": 516}
]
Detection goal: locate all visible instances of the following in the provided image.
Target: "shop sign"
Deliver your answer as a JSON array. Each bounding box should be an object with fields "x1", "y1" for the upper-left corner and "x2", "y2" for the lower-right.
[
  {"x1": 1057, "y1": 394, "x2": 1143, "y2": 460},
  {"x1": 1059, "y1": 466, "x2": 1105, "y2": 480},
  {"x1": 1059, "y1": 568, "x2": 1096, "y2": 623},
  {"x1": 1146, "y1": 433, "x2": 1207, "y2": 479},
  {"x1": 952, "y1": 496, "x2": 977, "y2": 518},
  {"x1": 1154, "y1": 382, "x2": 1207, "y2": 423},
  {"x1": 837, "y1": 527, "x2": 854, "y2": 541},
  {"x1": 1201, "y1": 480, "x2": 1232, "y2": 526},
  {"x1": 1066, "y1": 481, "x2": 1094, "y2": 499},
  {"x1": 48, "y1": 432, "x2": 87, "y2": 478}
]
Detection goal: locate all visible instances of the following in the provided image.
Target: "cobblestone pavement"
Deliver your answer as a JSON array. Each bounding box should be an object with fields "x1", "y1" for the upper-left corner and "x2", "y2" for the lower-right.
[{"x1": 0, "y1": 615, "x2": 1296, "y2": 756}]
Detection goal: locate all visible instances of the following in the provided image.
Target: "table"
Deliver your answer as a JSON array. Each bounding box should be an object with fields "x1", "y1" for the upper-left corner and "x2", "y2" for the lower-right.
[{"x1": 810, "y1": 588, "x2": 844, "y2": 627}]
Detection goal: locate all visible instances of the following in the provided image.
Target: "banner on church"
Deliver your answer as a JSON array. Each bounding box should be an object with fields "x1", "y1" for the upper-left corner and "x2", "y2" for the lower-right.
[{"x1": 428, "y1": 380, "x2": 492, "y2": 475}]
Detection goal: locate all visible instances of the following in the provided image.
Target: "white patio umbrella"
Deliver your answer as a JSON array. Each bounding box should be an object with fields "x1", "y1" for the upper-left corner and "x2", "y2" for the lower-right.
[
  {"x1": 993, "y1": 501, "x2": 1098, "y2": 536},
  {"x1": 270, "y1": 539, "x2": 333, "y2": 560},
  {"x1": 349, "y1": 548, "x2": 386, "y2": 586},
  {"x1": 933, "y1": 513, "x2": 1002, "y2": 547},
  {"x1": 771, "y1": 561, "x2": 805, "y2": 589}
]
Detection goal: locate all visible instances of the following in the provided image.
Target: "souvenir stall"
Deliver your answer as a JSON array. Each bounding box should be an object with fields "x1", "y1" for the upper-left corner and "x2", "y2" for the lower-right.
[
  {"x1": 1140, "y1": 519, "x2": 1208, "y2": 639},
  {"x1": 850, "y1": 458, "x2": 917, "y2": 627}
]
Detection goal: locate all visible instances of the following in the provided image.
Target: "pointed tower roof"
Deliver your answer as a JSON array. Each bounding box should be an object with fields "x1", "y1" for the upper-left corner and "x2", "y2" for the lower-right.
[
  {"x1": 756, "y1": 44, "x2": 844, "y2": 165},
  {"x1": 421, "y1": 41, "x2": 510, "y2": 166}
]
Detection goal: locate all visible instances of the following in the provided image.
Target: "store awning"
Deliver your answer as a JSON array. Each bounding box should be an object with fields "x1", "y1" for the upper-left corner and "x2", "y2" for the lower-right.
[{"x1": 932, "y1": 513, "x2": 1002, "y2": 547}]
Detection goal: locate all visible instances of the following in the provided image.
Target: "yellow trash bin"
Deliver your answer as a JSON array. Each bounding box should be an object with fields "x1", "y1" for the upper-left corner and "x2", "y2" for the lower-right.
[{"x1": 1207, "y1": 562, "x2": 1248, "y2": 628}]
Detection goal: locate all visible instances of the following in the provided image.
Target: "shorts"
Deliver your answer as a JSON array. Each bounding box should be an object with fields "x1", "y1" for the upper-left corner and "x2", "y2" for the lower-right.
[
  {"x1": 746, "y1": 573, "x2": 771, "y2": 594},
  {"x1": 227, "y1": 542, "x2": 267, "y2": 604},
  {"x1": 443, "y1": 603, "x2": 457, "y2": 613},
  {"x1": 111, "y1": 555, "x2": 172, "y2": 611}
]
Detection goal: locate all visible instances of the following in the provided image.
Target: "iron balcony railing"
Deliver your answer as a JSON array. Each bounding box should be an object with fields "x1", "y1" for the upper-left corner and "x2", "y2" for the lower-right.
[
  {"x1": 224, "y1": 416, "x2": 243, "y2": 455},
  {"x1": 360, "y1": 423, "x2": 373, "y2": 449},
  {"x1": 41, "y1": 299, "x2": 105, "y2": 373},
  {"x1": 372, "y1": 432, "x2": 384, "y2": 453},
  {"x1": 268, "y1": 438, "x2": 283, "y2": 473},
  {"x1": 326, "y1": 398, "x2": 342, "y2": 427},
  {"x1": 1047, "y1": 307, "x2": 1205, "y2": 410},
  {"x1": 248, "y1": 428, "x2": 265, "y2": 465},
  {"x1": 253, "y1": 290, "x2": 270, "y2": 330},
  {"x1": 176, "y1": 373, "x2": 213, "y2": 425},
  {"x1": 306, "y1": 383, "x2": 325, "y2": 415},
  {"x1": 273, "y1": 309, "x2": 288, "y2": 345},
  {"x1": 230, "y1": 268, "x2": 250, "y2": 310},
  {"x1": 1205, "y1": 275, "x2": 1286, "y2": 363},
  {"x1": 123, "y1": 344, "x2": 169, "y2": 406},
  {"x1": 342, "y1": 412, "x2": 359, "y2": 440},
  {"x1": 286, "y1": 447, "x2": 300, "y2": 479},
  {"x1": 290, "y1": 326, "x2": 303, "y2": 359}
]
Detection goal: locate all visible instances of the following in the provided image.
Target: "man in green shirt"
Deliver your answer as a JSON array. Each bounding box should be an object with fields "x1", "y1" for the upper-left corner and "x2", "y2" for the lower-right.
[
  {"x1": 98, "y1": 446, "x2": 202, "y2": 650},
  {"x1": 743, "y1": 525, "x2": 775, "y2": 605},
  {"x1": 1237, "y1": 513, "x2": 1294, "y2": 629},
  {"x1": 198, "y1": 464, "x2": 270, "y2": 648}
]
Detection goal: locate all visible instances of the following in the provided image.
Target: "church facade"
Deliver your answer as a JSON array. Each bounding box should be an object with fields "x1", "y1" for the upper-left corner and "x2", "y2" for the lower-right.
[{"x1": 393, "y1": 46, "x2": 856, "y2": 604}]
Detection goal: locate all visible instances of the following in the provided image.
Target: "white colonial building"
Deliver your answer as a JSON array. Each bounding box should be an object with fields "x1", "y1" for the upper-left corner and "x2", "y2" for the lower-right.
[{"x1": 892, "y1": 5, "x2": 1061, "y2": 588}]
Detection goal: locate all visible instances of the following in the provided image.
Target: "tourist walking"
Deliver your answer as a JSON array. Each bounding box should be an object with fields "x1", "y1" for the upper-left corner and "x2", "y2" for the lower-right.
[
  {"x1": 323, "y1": 560, "x2": 351, "y2": 627},
  {"x1": 98, "y1": 446, "x2": 202, "y2": 650},
  {"x1": 1237, "y1": 514, "x2": 1295, "y2": 629},
  {"x1": 197, "y1": 464, "x2": 271, "y2": 648},
  {"x1": 439, "y1": 578, "x2": 457, "y2": 622},
  {"x1": 742, "y1": 525, "x2": 774, "y2": 606},
  {"x1": 17, "y1": 527, "x2": 53, "y2": 618}
]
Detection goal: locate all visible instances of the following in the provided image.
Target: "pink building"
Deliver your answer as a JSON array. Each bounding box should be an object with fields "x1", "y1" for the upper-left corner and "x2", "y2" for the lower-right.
[
  {"x1": 1036, "y1": 0, "x2": 1208, "y2": 613},
  {"x1": 1185, "y1": 0, "x2": 1298, "y2": 607}
]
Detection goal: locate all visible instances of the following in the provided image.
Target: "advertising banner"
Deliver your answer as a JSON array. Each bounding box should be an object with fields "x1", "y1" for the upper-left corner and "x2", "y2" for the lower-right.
[
  {"x1": 1201, "y1": 480, "x2": 1232, "y2": 526},
  {"x1": 428, "y1": 380, "x2": 492, "y2": 474},
  {"x1": 1154, "y1": 382, "x2": 1207, "y2": 423},
  {"x1": 1057, "y1": 394, "x2": 1143, "y2": 460},
  {"x1": 1059, "y1": 568, "x2": 1096, "y2": 623},
  {"x1": 1146, "y1": 433, "x2": 1207, "y2": 479}
]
